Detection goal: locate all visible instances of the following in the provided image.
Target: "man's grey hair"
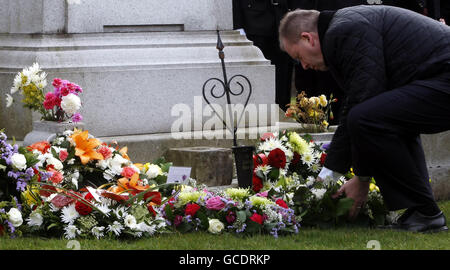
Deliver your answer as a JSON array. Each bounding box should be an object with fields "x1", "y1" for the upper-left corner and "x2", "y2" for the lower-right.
[{"x1": 279, "y1": 9, "x2": 320, "y2": 50}]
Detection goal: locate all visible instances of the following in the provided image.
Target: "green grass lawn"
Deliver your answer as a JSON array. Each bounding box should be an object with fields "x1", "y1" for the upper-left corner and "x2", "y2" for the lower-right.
[{"x1": 1, "y1": 201, "x2": 449, "y2": 250}]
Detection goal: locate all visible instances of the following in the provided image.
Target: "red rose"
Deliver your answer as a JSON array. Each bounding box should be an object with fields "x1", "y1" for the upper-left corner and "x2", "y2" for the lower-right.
[
  {"x1": 268, "y1": 148, "x2": 286, "y2": 169},
  {"x1": 291, "y1": 152, "x2": 301, "y2": 166},
  {"x1": 250, "y1": 213, "x2": 264, "y2": 225},
  {"x1": 320, "y1": 153, "x2": 327, "y2": 165},
  {"x1": 185, "y1": 203, "x2": 201, "y2": 217},
  {"x1": 253, "y1": 153, "x2": 268, "y2": 170},
  {"x1": 252, "y1": 174, "x2": 263, "y2": 193},
  {"x1": 275, "y1": 199, "x2": 288, "y2": 209}
]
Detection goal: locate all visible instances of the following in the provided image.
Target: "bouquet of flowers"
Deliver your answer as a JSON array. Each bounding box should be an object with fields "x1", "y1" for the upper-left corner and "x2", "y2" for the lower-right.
[
  {"x1": 252, "y1": 131, "x2": 327, "y2": 193},
  {"x1": 161, "y1": 185, "x2": 299, "y2": 237},
  {"x1": 6, "y1": 63, "x2": 83, "y2": 123},
  {"x1": 285, "y1": 91, "x2": 337, "y2": 132}
]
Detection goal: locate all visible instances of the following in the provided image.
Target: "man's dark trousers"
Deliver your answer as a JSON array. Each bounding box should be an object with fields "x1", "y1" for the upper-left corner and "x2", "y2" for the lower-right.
[{"x1": 346, "y1": 73, "x2": 450, "y2": 211}]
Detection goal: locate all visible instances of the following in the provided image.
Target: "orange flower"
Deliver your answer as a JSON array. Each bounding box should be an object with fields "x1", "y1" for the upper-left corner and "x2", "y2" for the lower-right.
[
  {"x1": 119, "y1": 146, "x2": 130, "y2": 160},
  {"x1": 108, "y1": 172, "x2": 150, "y2": 195},
  {"x1": 27, "y1": 141, "x2": 51, "y2": 154},
  {"x1": 71, "y1": 130, "x2": 103, "y2": 165}
]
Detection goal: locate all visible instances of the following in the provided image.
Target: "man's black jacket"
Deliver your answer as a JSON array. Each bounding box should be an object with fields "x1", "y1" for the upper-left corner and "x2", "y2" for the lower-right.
[{"x1": 319, "y1": 5, "x2": 450, "y2": 175}]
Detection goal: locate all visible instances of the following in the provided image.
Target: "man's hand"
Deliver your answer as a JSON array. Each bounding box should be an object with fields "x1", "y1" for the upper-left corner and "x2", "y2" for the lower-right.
[{"x1": 332, "y1": 175, "x2": 370, "y2": 219}]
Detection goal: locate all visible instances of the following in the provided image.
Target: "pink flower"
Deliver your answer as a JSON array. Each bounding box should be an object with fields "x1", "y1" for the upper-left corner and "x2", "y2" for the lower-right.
[
  {"x1": 97, "y1": 146, "x2": 112, "y2": 159},
  {"x1": 52, "y1": 78, "x2": 63, "y2": 88},
  {"x1": 49, "y1": 170, "x2": 63, "y2": 184},
  {"x1": 226, "y1": 211, "x2": 236, "y2": 224},
  {"x1": 43, "y1": 92, "x2": 57, "y2": 110},
  {"x1": 59, "y1": 150, "x2": 68, "y2": 162},
  {"x1": 256, "y1": 191, "x2": 268, "y2": 198},
  {"x1": 60, "y1": 86, "x2": 70, "y2": 96},
  {"x1": 72, "y1": 113, "x2": 83, "y2": 123},
  {"x1": 121, "y1": 167, "x2": 136, "y2": 178},
  {"x1": 205, "y1": 196, "x2": 226, "y2": 211},
  {"x1": 174, "y1": 215, "x2": 183, "y2": 227}
]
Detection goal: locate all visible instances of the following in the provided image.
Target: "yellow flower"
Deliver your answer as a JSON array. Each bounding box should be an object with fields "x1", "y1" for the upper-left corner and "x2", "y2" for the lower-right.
[
  {"x1": 319, "y1": 95, "x2": 328, "y2": 107},
  {"x1": 322, "y1": 120, "x2": 329, "y2": 128},
  {"x1": 369, "y1": 183, "x2": 380, "y2": 193},
  {"x1": 22, "y1": 185, "x2": 41, "y2": 206}
]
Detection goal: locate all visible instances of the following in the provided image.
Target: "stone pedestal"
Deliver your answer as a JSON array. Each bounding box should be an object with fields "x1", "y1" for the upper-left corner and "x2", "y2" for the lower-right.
[
  {"x1": 23, "y1": 121, "x2": 85, "y2": 146},
  {"x1": 166, "y1": 146, "x2": 233, "y2": 186}
]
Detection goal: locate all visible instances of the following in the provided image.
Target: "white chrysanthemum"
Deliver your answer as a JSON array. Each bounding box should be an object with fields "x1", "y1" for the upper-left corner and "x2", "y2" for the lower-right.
[
  {"x1": 137, "y1": 222, "x2": 156, "y2": 235},
  {"x1": 258, "y1": 137, "x2": 284, "y2": 153},
  {"x1": 26, "y1": 211, "x2": 43, "y2": 227},
  {"x1": 311, "y1": 188, "x2": 327, "y2": 200},
  {"x1": 113, "y1": 206, "x2": 127, "y2": 219},
  {"x1": 306, "y1": 176, "x2": 316, "y2": 187},
  {"x1": 11, "y1": 74, "x2": 22, "y2": 94},
  {"x1": 109, "y1": 154, "x2": 130, "y2": 175},
  {"x1": 107, "y1": 221, "x2": 124, "y2": 236},
  {"x1": 310, "y1": 163, "x2": 321, "y2": 173},
  {"x1": 5, "y1": 94, "x2": 13, "y2": 108},
  {"x1": 95, "y1": 203, "x2": 111, "y2": 216},
  {"x1": 61, "y1": 93, "x2": 81, "y2": 115},
  {"x1": 64, "y1": 225, "x2": 81, "y2": 239},
  {"x1": 61, "y1": 204, "x2": 79, "y2": 224},
  {"x1": 255, "y1": 164, "x2": 272, "y2": 176},
  {"x1": 301, "y1": 151, "x2": 316, "y2": 167},
  {"x1": 91, "y1": 226, "x2": 105, "y2": 239}
]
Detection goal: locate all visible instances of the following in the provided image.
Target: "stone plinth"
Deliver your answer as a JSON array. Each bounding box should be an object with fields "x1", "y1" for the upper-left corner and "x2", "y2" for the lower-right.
[
  {"x1": 166, "y1": 146, "x2": 233, "y2": 187},
  {"x1": 422, "y1": 132, "x2": 450, "y2": 201}
]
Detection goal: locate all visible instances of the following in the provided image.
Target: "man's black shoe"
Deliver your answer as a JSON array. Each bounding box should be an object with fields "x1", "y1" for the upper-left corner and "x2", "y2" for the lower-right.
[{"x1": 382, "y1": 210, "x2": 448, "y2": 233}]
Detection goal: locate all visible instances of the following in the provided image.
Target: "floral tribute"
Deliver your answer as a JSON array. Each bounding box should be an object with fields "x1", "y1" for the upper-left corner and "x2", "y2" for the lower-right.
[
  {"x1": 0, "y1": 126, "x2": 391, "y2": 240},
  {"x1": 285, "y1": 91, "x2": 337, "y2": 132},
  {"x1": 6, "y1": 63, "x2": 83, "y2": 123}
]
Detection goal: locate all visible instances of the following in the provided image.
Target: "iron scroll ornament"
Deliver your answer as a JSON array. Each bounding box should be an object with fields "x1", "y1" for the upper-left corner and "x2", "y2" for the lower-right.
[{"x1": 202, "y1": 30, "x2": 252, "y2": 147}]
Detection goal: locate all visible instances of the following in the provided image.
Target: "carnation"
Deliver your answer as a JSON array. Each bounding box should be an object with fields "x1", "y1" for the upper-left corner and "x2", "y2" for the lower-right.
[
  {"x1": 145, "y1": 164, "x2": 162, "y2": 179},
  {"x1": 11, "y1": 153, "x2": 27, "y2": 171},
  {"x1": 61, "y1": 93, "x2": 81, "y2": 115}
]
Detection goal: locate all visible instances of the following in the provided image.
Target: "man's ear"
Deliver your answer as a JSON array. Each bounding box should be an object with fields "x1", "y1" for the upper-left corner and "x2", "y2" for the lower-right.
[{"x1": 300, "y1": 32, "x2": 314, "y2": 45}]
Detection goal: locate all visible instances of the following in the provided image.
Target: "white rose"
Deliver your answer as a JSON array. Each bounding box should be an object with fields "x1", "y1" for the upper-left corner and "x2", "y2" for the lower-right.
[
  {"x1": 145, "y1": 164, "x2": 162, "y2": 179},
  {"x1": 11, "y1": 153, "x2": 27, "y2": 170},
  {"x1": 61, "y1": 93, "x2": 81, "y2": 115},
  {"x1": 7, "y1": 208, "x2": 23, "y2": 227},
  {"x1": 208, "y1": 219, "x2": 224, "y2": 234},
  {"x1": 46, "y1": 156, "x2": 64, "y2": 171}
]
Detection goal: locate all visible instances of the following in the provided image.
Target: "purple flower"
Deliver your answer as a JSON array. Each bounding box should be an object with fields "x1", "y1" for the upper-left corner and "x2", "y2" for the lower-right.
[
  {"x1": 16, "y1": 180, "x2": 27, "y2": 192},
  {"x1": 72, "y1": 113, "x2": 83, "y2": 123}
]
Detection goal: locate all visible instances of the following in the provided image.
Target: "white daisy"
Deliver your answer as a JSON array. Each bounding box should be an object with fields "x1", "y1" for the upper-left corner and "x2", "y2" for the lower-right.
[
  {"x1": 61, "y1": 204, "x2": 80, "y2": 224},
  {"x1": 26, "y1": 211, "x2": 43, "y2": 227},
  {"x1": 64, "y1": 224, "x2": 81, "y2": 239},
  {"x1": 255, "y1": 164, "x2": 272, "y2": 176},
  {"x1": 91, "y1": 226, "x2": 105, "y2": 239},
  {"x1": 310, "y1": 163, "x2": 321, "y2": 173},
  {"x1": 11, "y1": 74, "x2": 22, "y2": 94},
  {"x1": 107, "y1": 221, "x2": 124, "y2": 236}
]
